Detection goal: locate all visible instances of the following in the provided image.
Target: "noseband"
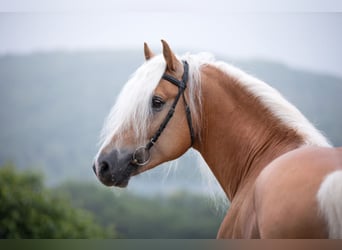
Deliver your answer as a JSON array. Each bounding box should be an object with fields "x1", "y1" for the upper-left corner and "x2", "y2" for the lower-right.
[{"x1": 131, "y1": 60, "x2": 195, "y2": 166}]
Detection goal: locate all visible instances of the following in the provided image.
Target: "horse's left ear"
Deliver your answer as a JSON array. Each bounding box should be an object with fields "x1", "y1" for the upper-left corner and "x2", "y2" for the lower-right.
[
  {"x1": 161, "y1": 39, "x2": 178, "y2": 72},
  {"x1": 144, "y1": 42, "x2": 155, "y2": 60}
]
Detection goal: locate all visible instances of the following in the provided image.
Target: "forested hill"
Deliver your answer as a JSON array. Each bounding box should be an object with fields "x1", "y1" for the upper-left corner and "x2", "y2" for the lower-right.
[{"x1": 0, "y1": 50, "x2": 341, "y2": 193}]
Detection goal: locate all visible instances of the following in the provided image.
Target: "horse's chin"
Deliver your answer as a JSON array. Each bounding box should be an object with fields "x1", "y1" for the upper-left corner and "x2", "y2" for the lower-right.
[
  {"x1": 100, "y1": 176, "x2": 130, "y2": 188},
  {"x1": 115, "y1": 179, "x2": 130, "y2": 188}
]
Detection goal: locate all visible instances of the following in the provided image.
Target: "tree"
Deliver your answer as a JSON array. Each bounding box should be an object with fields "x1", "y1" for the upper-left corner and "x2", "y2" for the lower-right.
[{"x1": 0, "y1": 164, "x2": 116, "y2": 238}]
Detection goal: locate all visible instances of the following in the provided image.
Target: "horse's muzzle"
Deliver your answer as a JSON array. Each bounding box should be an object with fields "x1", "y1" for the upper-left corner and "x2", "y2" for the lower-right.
[{"x1": 95, "y1": 149, "x2": 139, "y2": 187}]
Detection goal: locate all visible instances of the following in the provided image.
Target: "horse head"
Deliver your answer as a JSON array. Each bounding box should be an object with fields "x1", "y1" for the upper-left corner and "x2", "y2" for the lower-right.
[{"x1": 93, "y1": 40, "x2": 196, "y2": 187}]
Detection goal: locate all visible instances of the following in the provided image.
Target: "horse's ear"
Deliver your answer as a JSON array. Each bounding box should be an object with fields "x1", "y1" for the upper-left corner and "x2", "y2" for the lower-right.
[
  {"x1": 144, "y1": 42, "x2": 155, "y2": 60},
  {"x1": 161, "y1": 39, "x2": 178, "y2": 71}
]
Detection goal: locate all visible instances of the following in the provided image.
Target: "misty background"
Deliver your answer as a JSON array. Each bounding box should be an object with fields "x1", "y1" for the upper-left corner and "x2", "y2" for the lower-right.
[{"x1": 0, "y1": 9, "x2": 341, "y2": 238}]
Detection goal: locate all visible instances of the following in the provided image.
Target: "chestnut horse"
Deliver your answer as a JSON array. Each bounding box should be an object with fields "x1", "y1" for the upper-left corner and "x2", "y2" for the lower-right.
[{"x1": 93, "y1": 40, "x2": 342, "y2": 238}]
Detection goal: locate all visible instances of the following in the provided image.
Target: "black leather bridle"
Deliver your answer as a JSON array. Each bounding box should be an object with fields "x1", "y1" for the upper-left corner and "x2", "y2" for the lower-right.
[{"x1": 131, "y1": 60, "x2": 195, "y2": 166}]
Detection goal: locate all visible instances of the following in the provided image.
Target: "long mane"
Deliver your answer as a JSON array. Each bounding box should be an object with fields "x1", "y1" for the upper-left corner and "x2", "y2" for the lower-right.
[
  {"x1": 212, "y1": 61, "x2": 331, "y2": 147},
  {"x1": 99, "y1": 55, "x2": 165, "y2": 149}
]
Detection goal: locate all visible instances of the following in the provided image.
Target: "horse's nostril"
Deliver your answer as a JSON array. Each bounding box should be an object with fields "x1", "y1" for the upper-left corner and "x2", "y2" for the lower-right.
[{"x1": 99, "y1": 161, "x2": 110, "y2": 175}]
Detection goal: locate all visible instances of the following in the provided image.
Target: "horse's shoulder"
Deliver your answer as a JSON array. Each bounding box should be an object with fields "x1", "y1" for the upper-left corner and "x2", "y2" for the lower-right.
[{"x1": 253, "y1": 146, "x2": 342, "y2": 238}]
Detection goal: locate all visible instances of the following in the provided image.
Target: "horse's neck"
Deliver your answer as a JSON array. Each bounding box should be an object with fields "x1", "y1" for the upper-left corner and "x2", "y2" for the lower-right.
[{"x1": 194, "y1": 65, "x2": 304, "y2": 201}]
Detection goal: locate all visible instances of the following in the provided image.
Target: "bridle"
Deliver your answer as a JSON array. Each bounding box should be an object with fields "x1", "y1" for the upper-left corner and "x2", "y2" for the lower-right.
[{"x1": 131, "y1": 60, "x2": 195, "y2": 166}]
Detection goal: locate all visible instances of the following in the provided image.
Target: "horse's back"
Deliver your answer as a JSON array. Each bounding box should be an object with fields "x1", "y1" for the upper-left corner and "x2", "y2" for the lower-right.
[{"x1": 255, "y1": 146, "x2": 342, "y2": 238}]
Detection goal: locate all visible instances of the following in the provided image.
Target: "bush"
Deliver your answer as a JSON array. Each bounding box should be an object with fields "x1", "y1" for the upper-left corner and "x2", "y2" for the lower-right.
[{"x1": 0, "y1": 164, "x2": 116, "y2": 238}]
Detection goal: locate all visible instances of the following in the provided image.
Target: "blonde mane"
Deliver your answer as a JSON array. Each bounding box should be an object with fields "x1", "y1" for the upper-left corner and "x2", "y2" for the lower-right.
[{"x1": 212, "y1": 61, "x2": 331, "y2": 147}]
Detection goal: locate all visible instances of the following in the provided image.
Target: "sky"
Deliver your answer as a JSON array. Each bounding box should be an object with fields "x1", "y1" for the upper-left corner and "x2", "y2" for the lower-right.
[{"x1": 0, "y1": 1, "x2": 342, "y2": 77}]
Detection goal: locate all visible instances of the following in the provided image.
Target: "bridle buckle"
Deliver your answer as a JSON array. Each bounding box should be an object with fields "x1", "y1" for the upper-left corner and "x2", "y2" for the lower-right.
[{"x1": 131, "y1": 146, "x2": 151, "y2": 166}]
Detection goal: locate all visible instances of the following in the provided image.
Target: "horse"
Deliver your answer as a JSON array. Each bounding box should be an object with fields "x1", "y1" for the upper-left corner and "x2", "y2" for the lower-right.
[{"x1": 92, "y1": 40, "x2": 342, "y2": 238}]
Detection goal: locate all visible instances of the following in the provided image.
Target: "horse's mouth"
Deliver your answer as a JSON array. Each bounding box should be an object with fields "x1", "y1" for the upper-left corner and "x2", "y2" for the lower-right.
[{"x1": 113, "y1": 178, "x2": 130, "y2": 188}]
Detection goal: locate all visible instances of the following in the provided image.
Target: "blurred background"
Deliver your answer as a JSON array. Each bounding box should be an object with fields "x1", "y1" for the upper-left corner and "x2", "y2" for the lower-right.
[{"x1": 0, "y1": 1, "x2": 342, "y2": 238}]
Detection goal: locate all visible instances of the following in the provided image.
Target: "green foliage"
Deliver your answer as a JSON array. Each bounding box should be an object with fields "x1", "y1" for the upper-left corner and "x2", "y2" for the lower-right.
[
  {"x1": 0, "y1": 164, "x2": 115, "y2": 238},
  {"x1": 55, "y1": 181, "x2": 224, "y2": 238}
]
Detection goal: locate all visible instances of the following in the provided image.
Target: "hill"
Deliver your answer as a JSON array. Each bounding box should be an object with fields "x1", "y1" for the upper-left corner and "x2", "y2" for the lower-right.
[{"x1": 0, "y1": 50, "x2": 341, "y2": 194}]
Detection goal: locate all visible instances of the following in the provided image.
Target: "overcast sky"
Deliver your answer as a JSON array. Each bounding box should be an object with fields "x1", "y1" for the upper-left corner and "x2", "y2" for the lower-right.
[{"x1": 0, "y1": 1, "x2": 341, "y2": 77}]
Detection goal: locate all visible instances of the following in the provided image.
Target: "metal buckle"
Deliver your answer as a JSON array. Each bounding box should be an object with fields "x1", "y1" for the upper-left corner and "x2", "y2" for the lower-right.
[{"x1": 131, "y1": 146, "x2": 151, "y2": 166}]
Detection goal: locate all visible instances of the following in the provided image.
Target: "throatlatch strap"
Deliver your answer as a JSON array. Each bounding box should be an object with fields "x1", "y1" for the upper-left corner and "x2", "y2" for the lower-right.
[{"x1": 182, "y1": 93, "x2": 195, "y2": 145}]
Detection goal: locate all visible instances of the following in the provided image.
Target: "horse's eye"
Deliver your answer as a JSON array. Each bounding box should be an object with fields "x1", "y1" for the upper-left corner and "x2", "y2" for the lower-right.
[{"x1": 152, "y1": 96, "x2": 165, "y2": 111}]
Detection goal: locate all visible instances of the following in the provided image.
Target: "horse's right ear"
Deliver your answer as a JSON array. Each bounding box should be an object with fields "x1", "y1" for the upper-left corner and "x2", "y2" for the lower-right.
[{"x1": 144, "y1": 42, "x2": 155, "y2": 60}]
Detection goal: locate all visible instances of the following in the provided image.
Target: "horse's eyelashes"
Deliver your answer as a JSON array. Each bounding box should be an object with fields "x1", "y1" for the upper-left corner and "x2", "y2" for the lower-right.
[{"x1": 151, "y1": 96, "x2": 165, "y2": 111}]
